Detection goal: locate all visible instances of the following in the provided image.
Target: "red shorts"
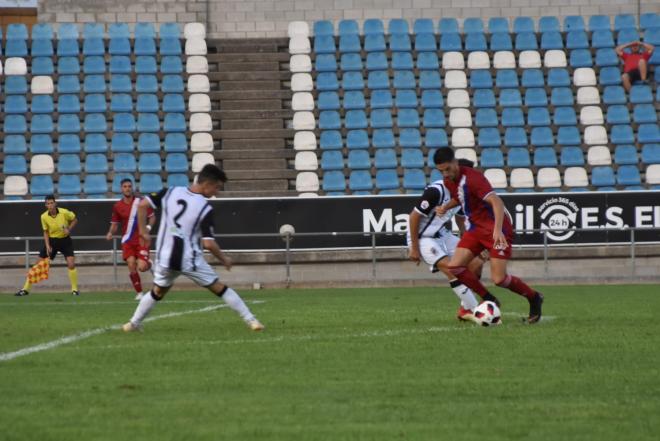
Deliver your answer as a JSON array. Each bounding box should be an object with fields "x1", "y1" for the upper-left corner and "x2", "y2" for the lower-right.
[
  {"x1": 458, "y1": 227, "x2": 513, "y2": 260},
  {"x1": 121, "y1": 242, "x2": 150, "y2": 262}
]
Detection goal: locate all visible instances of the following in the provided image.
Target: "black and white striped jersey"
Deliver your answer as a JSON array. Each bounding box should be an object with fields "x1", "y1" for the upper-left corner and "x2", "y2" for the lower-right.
[
  {"x1": 409, "y1": 180, "x2": 461, "y2": 239},
  {"x1": 147, "y1": 187, "x2": 216, "y2": 271}
]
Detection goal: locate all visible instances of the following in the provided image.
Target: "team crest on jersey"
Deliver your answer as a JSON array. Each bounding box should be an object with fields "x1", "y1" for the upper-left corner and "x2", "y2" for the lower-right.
[{"x1": 420, "y1": 200, "x2": 429, "y2": 210}]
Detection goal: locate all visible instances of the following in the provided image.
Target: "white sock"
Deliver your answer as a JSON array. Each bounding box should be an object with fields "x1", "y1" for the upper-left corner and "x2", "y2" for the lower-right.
[
  {"x1": 221, "y1": 287, "x2": 254, "y2": 321},
  {"x1": 450, "y1": 281, "x2": 479, "y2": 311},
  {"x1": 130, "y1": 292, "x2": 158, "y2": 325}
]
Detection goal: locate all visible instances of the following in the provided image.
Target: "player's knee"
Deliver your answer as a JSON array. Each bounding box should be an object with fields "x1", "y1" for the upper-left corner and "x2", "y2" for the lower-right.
[
  {"x1": 493, "y1": 274, "x2": 510, "y2": 287},
  {"x1": 214, "y1": 285, "x2": 229, "y2": 297},
  {"x1": 447, "y1": 265, "x2": 466, "y2": 276}
]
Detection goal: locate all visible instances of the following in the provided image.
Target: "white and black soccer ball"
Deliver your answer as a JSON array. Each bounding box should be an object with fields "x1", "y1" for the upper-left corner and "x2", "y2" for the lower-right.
[{"x1": 473, "y1": 301, "x2": 502, "y2": 327}]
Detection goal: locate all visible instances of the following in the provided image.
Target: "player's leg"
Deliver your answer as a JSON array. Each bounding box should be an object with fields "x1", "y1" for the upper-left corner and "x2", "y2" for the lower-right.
[
  {"x1": 489, "y1": 258, "x2": 543, "y2": 323},
  {"x1": 638, "y1": 59, "x2": 648, "y2": 81},
  {"x1": 123, "y1": 265, "x2": 175, "y2": 332},
  {"x1": 125, "y1": 254, "x2": 145, "y2": 299},
  {"x1": 468, "y1": 253, "x2": 486, "y2": 280},
  {"x1": 62, "y1": 237, "x2": 79, "y2": 295},
  {"x1": 446, "y1": 236, "x2": 501, "y2": 305},
  {"x1": 621, "y1": 72, "x2": 631, "y2": 91}
]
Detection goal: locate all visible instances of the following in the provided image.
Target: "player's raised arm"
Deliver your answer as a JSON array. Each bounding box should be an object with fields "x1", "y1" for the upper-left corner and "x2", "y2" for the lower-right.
[{"x1": 483, "y1": 193, "x2": 508, "y2": 249}]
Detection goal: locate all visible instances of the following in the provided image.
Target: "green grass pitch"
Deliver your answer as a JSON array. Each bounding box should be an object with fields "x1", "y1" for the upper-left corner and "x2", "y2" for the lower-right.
[{"x1": 1, "y1": 285, "x2": 659, "y2": 441}]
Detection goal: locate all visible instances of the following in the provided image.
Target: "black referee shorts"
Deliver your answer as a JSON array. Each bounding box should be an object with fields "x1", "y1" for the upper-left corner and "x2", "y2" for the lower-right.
[{"x1": 39, "y1": 236, "x2": 75, "y2": 259}]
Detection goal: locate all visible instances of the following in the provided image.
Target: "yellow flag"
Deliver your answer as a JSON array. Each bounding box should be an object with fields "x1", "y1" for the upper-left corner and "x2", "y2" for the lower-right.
[{"x1": 27, "y1": 258, "x2": 50, "y2": 284}]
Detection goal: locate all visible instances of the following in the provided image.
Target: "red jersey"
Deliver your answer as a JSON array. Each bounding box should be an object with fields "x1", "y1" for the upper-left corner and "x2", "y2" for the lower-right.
[
  {"x1": 620, "y1": 52, "x2": 651, "y2": 73},
  {"x1": 444, "y1": 166, "x2": 512, "y2": 234},
  {"x1": 111, "y1": 197, "x2": 154, "y2": 245}
]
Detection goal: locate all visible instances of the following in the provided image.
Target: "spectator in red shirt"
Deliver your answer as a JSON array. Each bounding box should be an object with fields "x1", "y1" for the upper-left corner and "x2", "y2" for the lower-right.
[{"x1": 615, "y1": 41, "x2": 654, "y2": 92}]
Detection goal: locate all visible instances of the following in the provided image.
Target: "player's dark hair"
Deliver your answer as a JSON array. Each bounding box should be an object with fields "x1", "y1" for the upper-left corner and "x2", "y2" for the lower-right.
[
  {"x1": 45, "y1": 194, "x2": 56, "y2": 202},
  {"x1": 120, "y1": 178, "x2": 133, "y2": 186},
  {"x1": 197, "y1": 164, "x2": 227, "y2": 184},
  {"x1": 433, "y1": 147, "x2": 455, "y2": 165},
  {"x1": 457, "y1": 158, "x2": 475, "y2": 168}
]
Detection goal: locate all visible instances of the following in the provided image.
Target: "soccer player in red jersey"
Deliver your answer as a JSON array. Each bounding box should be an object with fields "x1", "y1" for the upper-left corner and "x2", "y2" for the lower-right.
[
  {"x1": 433, "y1": 148, "x2": 544, "y2": 324},
  {"x1": 106, "y1": 179, "x2": 156, "y2": 299},
  {"x1": 615, "y1": 41, "x2": 654, "y2": 92}
]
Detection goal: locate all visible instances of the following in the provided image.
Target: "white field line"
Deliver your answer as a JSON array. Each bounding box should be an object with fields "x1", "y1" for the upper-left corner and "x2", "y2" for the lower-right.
[{"x1": 0, "y1": 301, "x2": 264, "y2": 363}]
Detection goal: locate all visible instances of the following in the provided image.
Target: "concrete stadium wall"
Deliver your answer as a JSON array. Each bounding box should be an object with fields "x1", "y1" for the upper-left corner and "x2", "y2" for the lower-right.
[{"x1": 38, "y1": 0, "x2": 660, "y2": 38}]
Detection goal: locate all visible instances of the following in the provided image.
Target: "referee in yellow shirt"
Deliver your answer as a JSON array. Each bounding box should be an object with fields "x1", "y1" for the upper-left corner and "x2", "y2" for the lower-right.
[{"x1": 16, "y1": 195, "x2": 80, "y2": 296}]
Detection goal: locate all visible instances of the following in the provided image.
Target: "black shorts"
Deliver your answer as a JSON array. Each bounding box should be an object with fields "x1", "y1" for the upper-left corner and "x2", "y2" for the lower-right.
[
  {"x1": 625, "y1": 69, "x2": 641, "y2": 83},
  {"x1": 39, "y1": 236, "x2": 75, "y2": 259}
]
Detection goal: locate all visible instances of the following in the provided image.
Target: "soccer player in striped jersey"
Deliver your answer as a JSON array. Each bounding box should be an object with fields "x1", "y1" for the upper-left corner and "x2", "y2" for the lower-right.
[
  {"x1": 105, "y1": 179, "x2": 156, "y2": 300},
  {"x1": 122, "y1": 164, "x2": 264, "y2": 332}
]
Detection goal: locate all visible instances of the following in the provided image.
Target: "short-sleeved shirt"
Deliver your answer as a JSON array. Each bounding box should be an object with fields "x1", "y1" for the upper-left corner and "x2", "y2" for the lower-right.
[
  {"x1": 41, "y1": 208, "x2": 76, "y2": 239},
  {"x1": 408, "y1": 180, "x2": 460, "y2": 241},
  {"x1": 444, "y1": 166, "x2": 512, "y2": 234},
  {"x1": 621, "y1": 52, "x2": 652, "y2": 73},
  {"x1": 110, "y1": 196, "x2": 154, "y2": 244}
]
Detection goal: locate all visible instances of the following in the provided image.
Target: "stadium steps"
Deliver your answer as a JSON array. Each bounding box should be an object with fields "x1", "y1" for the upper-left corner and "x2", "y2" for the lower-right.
[{"x1": 208, "y1": 38, "x2": 296, "y2": 197}]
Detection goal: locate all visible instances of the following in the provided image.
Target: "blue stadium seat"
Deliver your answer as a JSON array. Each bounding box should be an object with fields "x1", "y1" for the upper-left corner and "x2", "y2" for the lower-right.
[
  {"x1": 139, "y1": 175, "x2": 163, "y2": 194},
  {"x1": 83, "y1": 38, "x2": 105, "y2": 56},
  {"x1": 321, "y1": 151, "x2": 344, "y2": 170},
  {"x1": 638, "y1": 124, "x2": 660, "y2": 144},
  {"x1": 83, "y1": 75, "x2": 106, "y2": 93},
  {"x1": 342, "y1": 72, "x2": 364, "y2": 90},
  {"x1": 421, "y1": 90, "x2": 443, "y2": 108},
  {"x1": 514, "y1": 16, "x2": 535, "y2": 33},
  {"x1": 345, "y1": 130, "x2": 369, "y2": 149},
  {"x1": 314, "y1": 20, "x2": 334, "y2": 36},
  {"x1": 603, "y1": 86, "x2": 626, "y2": 104},
  {"x1": 642, "y1": 144, "x2": 660, "y2": 164},
  {"x1": 58, "y1": 75, "x2": 81, "y2": 94},
  {"x1": 475, "y1": 108, "x2": 498, "y2": 127},
  {"x1": 505, "y1": 128, "x2": 528, "y2": 147},
  {"x1": 599, "y1": 66, "x2": 622, "y2": 85},
  {"x1": 315, "y1": 54, "x2": 337, "y2": 72},
  {"x1": 345, "y1": 110, "x2": 368, "y2": 129},
  {"x1": 554, "y1": 107, "x2": 577, "y2": 126},
  {"x1": 515, "y1": 32, "x2": 537, "y2": 50},
  {"x1": 82, "y1": 22, "x2": 104, "y2": 38},
  {"x1": 465, "y1": 32, "x2": 487, "y2": 51},
  {"x1": 534, "y1": 148, "x2": 558, "y2": 166},
  {"x1": 551, "y1": 88, "x2": 574, "y2": 106},
  {"x1": 314, "y1": 36, "x2": 335, "y2": 54},
  {"x1": 508, "y1": 148, "x2": 531, "y2": 167},
  {"x1": 617, "y1": 29, "x2": 640, "y2": 45},
  {"x1": 570, "y1": 49, "x2": 593, "y2": 67},
  {"x1": 363, "y1": 34, "x2": 386, "y2": 52},
  {"x1": 640, "y1": 13, "x2": 659, "y2": 30},
  {"x1": 32, "y1": 57, "x2": 55, "y2": 75},
  {"x1": 473, "y1": 89, "x2": 496, "y2": 108},
  {"x1": 397, "y1": 109, "x2": 420, "y2": 128},
  {"x1": 167, "y1": 174, "x2": 189, "y2": 188},
  {"x1": 3, "y1": 135, "x2": 27, "y2": 154},
  {"x1": 591, "y1": 166, "x2": 616, "y2": 187},
  {"x1": 30, "y1": 135, "x2": 54, "y2": 154},
  {"x1": 566, "y1": 31, "x2": 589, "y2": 49},
  {"x1": 425, "y1": 129, "x2": 448, "y2": 148},
  {"x1": 57, "y1": 39, "x2": 79, "y2": 56},
  {"x1": 496, "y1": 70, "x2": 519, "y2": 88},
  {"x1": 58, "y1": 175, "x2": 82, "y2": 196},
  {"x1": 111, "y1": 134, "x2": 134, "y2": 153},
  {"x1": 440, "y1": 33, "x2": 462, "y2": 51},
  {"x1": 589, "y1": 15, "x2": 611, "y2": 31},
  {"x1": 375, "y1": 169, "x2": 399, "y2": 192},
  {"x1": 389, "y1": 19, "x2": 409, "y2": 35},
  {"x1": 423, "y1": 109, "x2": 445, "y2": 128},
  {"x1": 164, "y1": 113, "x2": 186, "y2": 132},
  {"x1": 403, "y1": 169, "x2": 426, "y2": 192},
  {"x1": 165, "y1": 154, "x2": 188, "y2": 173},
  {"x1": 614, "y1": 14, "x2": 636, "y2": 31},
  {"x1": 340, "y1": 53, "x2": 362, "y2": 71},
  {"x1": 134, "y1": 37, "x2": 157, "y2": 55},
  {"x1": 592, "y1": 30, "x2": 614, "y2": 48},
  {"x1": 365, "y1": 52, "x2": 387, "y2": 70},
  {"x1": 480, "y1": 149, "x2": 504, "y2": 168},
  {"x1": 528, "y1": 108, "x2": 551, "y2": 126},
  {"x1": 470, "y1": 70, "x2": 493, "y2": 89},
  {"x1": 393, "y1": 71, "x2": 416, "y2": 89},
  {"x1": 564, "y1": 16, "x2": 585, "y2": 31},
  {"x1": 5, "y1": 39, "x2": 28, "y2": 56},
  {"x1": 419, "y1": 71, "x2": 441, "y2": 89},
  {"x1": 618, "y1": 165, "x2": 642, "y2": 186},
  {"x1": 630, "y1": 85, "x2": 653, "y2": 104},
  {"x1": 84, "y1": 114, "x2": 107, "y2": 133},
  {"x1": 374, "y1": 149, "x2": 397, "y2": 169},
  {"x1": 364, "y1": 18, "x2": 385, "y2": 36},
  {"x1": 478, "y1": 128, "x2": 501, "y2": 148},
  {"x1": 595, "y1": 49, "x2": 619, "y2": 67},
  {"x1": 31, "y1": 115, "x2": 54, "y2": 134},
  {"x1": 109, "y1": 22, "x2": 130, "y2": 38},
  {"x1": 415, "y1": 33, "x2": 437, "y2": 52},
  {"x1": 162, "y1": 76, "x2": 185, "y2": 95},
  {"x1": 339, "y1": 35, "x2": 361, "y2": 52},
  {"x1": 3, "y1": 155, "x2": 27, "y2": 174},
  {"x1": 344, "y1": 90, "x2": 366, "y2": 110},
  {"x1": 499, "y1": 89, "x2": 522, "y2": 107},
  {"x1": 57, "y1": 115, "x2": 80, "y2": 133},
  {"x1": 490, "y1": 32, "x2": 512, "y2": 51},
  {"x1": 31, "y1": 176, "x2": 55, "y2": 197},
  {"x1": 531, "y1": 127, "x2": 554, "y2": 146},
  {"x1": 390, "y1": 33, "x2": 412, "y2": 52},
  {"x1": 5, "y1": 76, "x2": 28, "y2": 95},
  {"x1": 164, "y1": 133, "x2": 186, "y2": 153},
  {"x1": 160, "y1": 56, "x2": 183, "y2": 74},
  {"x1": 417, "y1": 52, "x2": 439, "y2": 70},
  {"x1": 135, "y1": 56, "x2": 158, "y2": 74},
  {"x1": 31, "y1": 39, "x2": 54, "y2": 56},
  {"x1": 83, "y1": 56, "x2": 105, "y2": 74},
  {"x1": 58, "y1": 135, "x2": 81, "y2": 153},
  {"x1": 557, "y1": 126, "x2": 581, "y2": 146},
  {"x1": 400, "y1": 129, "x2": 422, "y2": 148},
  {"x1": 137, "y1": 75, "x2": 159, "y2": 93},
  {"x1": 109, "y1": 37, "x2": 131, "y2": 55},
  {"x1": 323, "y1": 171, "x2": 346, "y2": 193},
  {"x1": 439, "y1": 17, "x2": 459, "y2": 34},
  {"x1": 4, "y1": 95, "x2": 27, "y2": 114},
  {"x1": 137, "y1": 114, "x2": 160, "y2": 133},
  {"x1": 607, "y1": 105, "x2": 631, "y2": 124},
  {"x1": 611, "y1": 125, "x2": 635, "y2": 144},
  {"x1": 113, "y1": 153, "x2": 137, "y2": 173},
  {"x1": 521, "y1": 69, "x2": 544, "y2": 88},
  {"x1": 391, "y1": 52, "x2": 414, "y2": 70},
  {"x1": 540, "y1": 31, "x2": 563, "y2": 49},
  {"x1": 84, "y1": 134, "x2": 108, "y2": 153},
  {"x1": 463, "y1": 18, "x2": 484, "y2": 34},
  {"x1": 58, "y1": 154, "x2": 82, "y2": 174},
  {"x1": 525, "y1": 88, "x2": 548, "y2": 107},
  {"x1": 109, "y1": 56, "x2": 131, "y2": 74},
  {"x1": 614, "y1": 145, "x2": 638, "y2": 165},
  {"x1": 561, "y1": 147, "x2": 584, "y2": 166},
  {"x1": 163, "y1": 94, "x2": 185, "y2": 113},
  {"x1": 138, "y1": 154, "x2": 162, "y2": 173},
  {"x1": 539, "y1": 16, "x2": 560, "y2": 33},
  {"x1": 373, "y1": 129, "x2": 396, "y2": 148},
  {"x1": 316, "y1": 73, "x2": 339, "y2": 91},
  {"x1": 348, "y1": 150, "x2": 371, "y2": 170},
  {"x1": 395, "y1": 90, "x2": 417, "y2": 108},
  {"x1": 32, "y1": 23, "x2": 53, "y2": 40},
  {"x1": 85, "y1": 154, "x2": 109, "y2": 173},
  {"x1": 318, "y1": 92, "x2": 340, "y2": 110},
  {"x1": 338, "y1": 19, "x2": 359, "y2": 36},
  {"x1": 109, "y1": 94, "x2": 131, "y2": 113},
  {"x1": 320, "y1": 131, "x2": 342, "y2": 150},
  {"x1": 4, "y1": 115, "x2": 27, "y2": 134},
  {"x1": 136, "y1": 95, "x2": 159, "y2": 113},
  {"x1": 138, "y1": 134, "x2": 160, "y2": 152},
  {"x1": 114, "y1": 113, "x2": 137, "y2": 132},
  {"x1": 547, "y1": 68, "x2": 570, "y2": 87},
  {"x1": 160, "y1": 38, "x2": 182, "y2": 55}
]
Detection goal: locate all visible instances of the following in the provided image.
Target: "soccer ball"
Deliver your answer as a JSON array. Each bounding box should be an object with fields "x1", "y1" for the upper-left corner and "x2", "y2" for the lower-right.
[{"x1": 473, "y1": 301, "x2": 502, "y2": 327}]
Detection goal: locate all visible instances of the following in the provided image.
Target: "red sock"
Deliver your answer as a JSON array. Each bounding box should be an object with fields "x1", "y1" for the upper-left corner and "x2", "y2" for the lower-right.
[
  {"x1": 449, "y1": 266, "x2": 489, "y2": 297},
  {"x1": 496, "y1": 275, "x2": 535, "y2": 299},
  {"x1": 129, "y1": 272, "x2": 142, "y2": 294}
]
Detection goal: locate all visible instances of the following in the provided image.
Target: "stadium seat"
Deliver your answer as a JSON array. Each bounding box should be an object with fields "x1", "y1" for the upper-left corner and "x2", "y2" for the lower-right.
[
  {"x1": 570, "y1": 49, "x2": 593, "y2": 67},
  {"x1": 617, "y1": 29, "x2": 640, "y2": 45},
  {"x1": 32, "y1": 57, "x2": 55, "y2": 75},
  {"x1": 591, "y1": 166, "x2": 616, "y2": 187},
  {"x1": 440, "y1": 33, "x2": 461, "y2": 51},
  {"x1": 499, "y1": 89, "x2": 522, "y2": 107},
  {"x1": 573, "y1": 68, "x2": 597, "y2": 86},
  {"x1": 547, "y1": 68, "x2": 571, "y2": 87},
  {"x1": 109, "y1": 56, "x2": 131, "y2": 74},
  {"x1": 395, "y1": 90, "x2": 417, "y2": 108},
  {"x1": 516, "y1": 34, "x2": 538, "y2": 51},
  {"x1": 528, "y1": 108, "x2": 551, "y2": 126},
  {"x1": 496, "y1": 69, "x2": 519, "y2": 88},
  {"x1": 537, "y1": 168, "x2": 562, "y2": 189},
  {"x1": 465, "y1": 33, "x2": 487, "y2": 51},
  {"x1": 4, "y1": 155, "x2": 28, "y2": 175},
  {"x1": 426, "y1": 129, "x2": 449, "y2": 148},
  {"x1": 31, "y1": 176, "x2": 55, "y2": 197},
  {"x1": 510, "y1": 168, "x2": 535, "y2": 190},
  {"x1": 368, "y1": 71, "x2": 390, "y2": 89},
  {"x1": 647, "y1": 165, "x2": 660, "y2": 185},
  {"x1": 30, "y1": 135, "x2": 54, "y2": 154},
  {"x1": 639, "y1": 124, "x2": 660, "y2": 144},
  {"x1": 110, "y1": 134, "x2": 134, "y2": 153},
  {"x1": 493, "y1": 51, "x2": 515, "y2": 69},
  {"x1": 540, "y1": 31, "x2": 564, "y2": 50},
  {"x1": 585, "y1": 125, "x2": 609, "y2": 145},
  {"x1": 57, "y1": 154, "x2": 82, "y2": 174},
  {"x1": 470, "y1": 70, "x2": 493, "y2": 89},
  {"x1": 109, "y1": 37, "x2": 131, "y2": 55},
  {"x1": 577, "y1": 87, "x2": 601, "y2": 105},
  {"x1": 423, "y1": 109, "x2": 445, "y2": 128},
  {"x1": 508, "y1": 148, "x2": 531, "y2": 167},
  {"x1": 554, "y1": 107, "x2": 577, "y2": 126},
  {"x1": 534, "y1": 148, "x2": 558, "y2": 167},
  {"x1": 419, "y1": 71, "x2": 441, "y2": 89},
  {"x1": 371, "y1": 129, "x2": 394, "y2": 149},
  {"x1": 607, "y1": 105, "x2": 631, "y2": 125},
  {"x1": 290, "y1": 54, "x2": 311, "y2": 73},
  {"x1": 31, "y1": 115, "x2": 54, "y2": 134},
  {"x1": 317, "y1": 73, "x2": 339, "y2": 91},
  {"x1": 614, "y1": 145, "x2": 638, "y2": 165},
  {"x1": 417, "y1": 52, "x2": 439, "y2": 70},
  {"x1": 442, "y1": 52, "x2": 465, "y2": 70},
  {"x1": 137, "y1": 75, "x2": 159, "y2": 93},
  {"x1": 31, "y1": 155, "x2": 55, "y2": 174},
  {"x1": 374, "y1": 149, "x2": 397, "y2": 169},
  {"x1": 292, "y1": 112, "x2": 315, "y2": 131},
  {"x1": 580, "y1": 106, "x2": 604, "y2": 125},
  {"x1": 595, "y1": 49, "x2": 619, "y2": 68},
  {"x1": 403, "y1": 169, "x2": 426, "y2": 192},
  {"x1": 187, "y1": 74, "x2": 210, "y2": 93},
  {"x1": 484, "y1": 169, "x2": 507, "y2": 189},
  {"x1": 603, "y1": 86, "x2": 626, "y2": 105},
  {"x1": 449, "y1": 109, "x2": 472, "y2": 128},
  {"x1": 400, "y1": 129, "x2": 422, "y2": 148},
  {"x1": 393, "y1": 71, "x2": 416, "y2": 89},
  {"x1": 478, "y1": 128, "x2": 501, "y2": 148},
  {"x1": 475, "y1": 108, "x2": 498, "y2": 127},
  {"x1": 642, "y1": 145, "x2": 660, "y2": 164},
  {"x1": 618, "y1": 165, "x2": 642, "y2": 187},
  {"x1": 592, "y1": 30, "x2": 615, "y2": 48},
  {"x1": 445, "y1": 70, "x2": 468, "y2": 90},
  {"x1": 472, "y1": 89, "x2": 495, "y2": 108},
  {"x1": 521, "y1": 69, "x2": 544, "y2": 87},
  {"x1": 505, "y1": 127, "x2": 528, "y2": 147},
  {"x1": 321, "y1": 151, "x2": 344, "y2": 171},
  {"x1": 463, "y1": 18, "x2": 484, "y2": 34},
  {"x1": 339, "y1": 34, "x2": 361, "y2": 52},
  {"x1": 345, "y1": 110, "x2": 368, "y2": 129},
  {"x1": 480, "y1": 149, "x2": 504, "y2": 168},
  {"x1": 58, "y1": 135, "x2": 81, "y2": 154},
  {"x1": 630, "y1": 85, "x2": 653, "y2": 104},
  {"x1": 588, "y1": 146, "x2": 612, "y2": 165},
  {"x1": 447, "y1": 89, "x2": 470, "y2": 108},
  {"x1": 348, "y1": 150, "x2": 371, "y2": 170},
  {"x1": 320, "y1": 111, "x2": 340, "y2": 130},
  {"x1": 489, "y1": 17, "x2": 509, "y2": 33},
  {"x1": 164, "y1": 113, "x2": 186, "y2": 132},
  {"x1": 490, "y1": 32, "x2": 512, "y2": 51},
  {"x1": 633, "y1": 105, "x2": 657, "y2": 124},
  {"x1": 114, "y1": 113, "x2": 136, "y2": 133},
  {"x1": 525, "y1": 88, "x2": 548, "y2": 107},
  {"x1": 451, "y1": 128, "x2": 475, "y2": 148},
  {"x1": 83, "y1": 134, "x2": 107, "y2": 153},
  {"x1": 346, "y1": 130, "x2": 370, "y2": 149},
  {"x1": 561, "y1": 147, "x2": 585, "y2": 166},
  {"x1": 112, "y1": 153, "x2": 137, "y2": 173},
  {"x1": 374, "y1": 170, "x2": 398, "y2": 193},
  {"x1": 322, "y1": 171, "x2": 346, "y2": 193},
  {"x1": 135, "y1": 94, "x2": 158, "y2": 113}
]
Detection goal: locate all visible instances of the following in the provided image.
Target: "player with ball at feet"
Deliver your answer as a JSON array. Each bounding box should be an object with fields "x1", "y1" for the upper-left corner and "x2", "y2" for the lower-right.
[
  {"x1": 433, "y1": 148, "x2": 544, "y2": 324},
  {"x1": 122, "y1": 164, "x2": 264, "y2": 332}
]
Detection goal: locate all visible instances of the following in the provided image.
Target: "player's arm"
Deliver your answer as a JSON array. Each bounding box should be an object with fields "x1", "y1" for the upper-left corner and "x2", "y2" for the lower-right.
[
  {"x1": 147, "y1": 210, "x2": 156, "y2": 231},
  {"x1": 615, "y1": 41, "x2": 634, "y2": 56},
  {"x1": 641, "y1": 42, "x2": 654, "y2": 53},
  {"x1": 199, "y1": 209, "x2": 232, "y2": 270},
  {"x1": 106, "y1": 222, "x2": 118, "y2": 240},
  {"x1": 64, "y1": 215, "x2": 77, "y2": 236},
  {"x1": 455, "y1": 214, "x2": 466, "y2": 236},
  {"x1": 483, "y1": 193, "x2": 508, "y2": 249},
  {"x1": 435, "y1": 198, "x2": 459, "y2": 216},
  {"x1": 408, "y1": 209, "x2": 423, "y2": 265},
  {"x1": 137, "y1": 198, "x2": 152, "y2": 245},
  {"x1": 43, "y1": 229, "x2": 51, "y2": 256}
]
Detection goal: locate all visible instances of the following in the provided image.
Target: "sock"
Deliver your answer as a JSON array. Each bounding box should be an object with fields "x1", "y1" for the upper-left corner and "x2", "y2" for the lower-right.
[
  {"x1": 449, "y1": 279, "x2": 479, "y2": 311},
  {"x1": 68, "y1": 268, "x2": 78, "y2": 291},
  {"x1": 218, "y1": 287, "x2": 254, "y2": 321},
  {"x1": 23, "y1": 279, "x2": 32, "y2": 291},
  {"x1": 449, "y1": 266, "x2": 490, "y2": 297},
  {"x1": 129, "y1": 272, "x2": 143, "y2": 294},
  {"x1": 130, "y1": 291, "x2": 159, "y2": 325},
  {"x1": 496, "y1": 275, "x2": 536, "y2": 300}
]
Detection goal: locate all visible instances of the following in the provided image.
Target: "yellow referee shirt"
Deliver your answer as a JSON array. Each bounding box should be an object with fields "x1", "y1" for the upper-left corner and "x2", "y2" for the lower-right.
[{"x1": 41, "y1": 208, "x2": 76, "y2": 239}]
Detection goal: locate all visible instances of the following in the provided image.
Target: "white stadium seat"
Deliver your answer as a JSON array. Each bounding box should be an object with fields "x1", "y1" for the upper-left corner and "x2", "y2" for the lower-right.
[
  {"x1": 444, "y1": 71, "x2": 468, "y2": 89},
  {"x1": 288, "y1": 21, "x2": 310, "y2": 38},
  {"x1": 3, "y1": 176, "x2": 28, "y2": 196},
  {"x1": 451, "y1": 128, "x2": 475, "y2": 148},
  {"x1": 455, "y1": 148, "x2": 478, "y2": 165},
  {"x1": 580, "y1": 106, "x2": 604, "y2": 125},
  {"x1": 184, "y1": 22, "x2": 206, "y2": 39},
  {"x1": 292, "y1": 111, "x2": 316, "y2": 130},
  {"x1": 190, "y1": 132, "x2": 214, "y2": 152},
  {"x1": 298, "y1": 192, "x2": 319, "y2": 198},
  {"x1": 544, "y1": 50, "x2": 567, "y2": 68},
  {"x1": 493, "y1": 51, "x2": 516, "y2": 69},
  {"x1": 573, "y1": 68, "x2": 597, "y2": 86},
  {"x1": 291, "y1": 73, "x2": 314, "y2": 92},
  {"x1": 192, "y1": 153, "x2": 215, "y2": 172},
  {"x1": 537, "y1": 168, "x2": 562, "y2": 188},
  {"x1": 187, "y1": 74, "x2": 210, "y2": 93},
  {"x1": 449, "y1": 108, "x2": 472, "y2": 128},
  {"x1": 289, "y1": 36, "x2": 311, "y2": 54},
  {"x1": 289, "y1": 54, "x2": 312, "y2": 72},
  {"x1": 446, "y1": 89, "x2": 470, "y2": 108},
  {"x1": 291, "y1": 92, "x2": 314, "y2": 111},
  {"x1": 185, "y1": 38, "x2": 207, "y2": 55},
  {"x1": 510, "y1": 168, "x2": 535, "y2": 189},
  {"x1": 519, "y1": 50, "x2": 541, "y2": 69},
  {"x1": 5, "y1": 57, "x2": 26, "y2": 75},
  {"x1": 484, "y1": 168, "x2": 508, "y2": 189},
  {"x1": 296, "y1": 171, "x2": 320, "y2": 192},
  {"x1": 188, "y1": 94, "x2": 211, "y2": 112},
  {"x1": 587, "y1": 146, "x2": 612, "y2": 165},
  {"x1": 564, "y1": 167, "x2": 589, "y2": 187},
  {"x1": 577, "y1": 87, "x2": 601, "y2": 105},
  {"x1": 30, "y1": 155, "x2": 55, "y2": 174},
  {"x1": 584, "y1": 125, "x2": 608, "y2": 145},
  {"x1": 294, "y1": 131, "x2": 317, "y2": 150},
  {"x1": 294, "y1": 151, "x2": 318, "y2": 170},
  {"x1": 31, "y1": 76, "x2": 54, "y2": 94},
  {"x1": 186, "y1": 56, "x2": 209, "y2": 74},
  {"x1": 646, "y1": 164, "x2": 660, "y2": 184},
  {"x1": 467, "y1": 51, "x2": 490, "y2": 69},
  {"x1": 442, "y1": 52, "x2": 465, "y2": 70},
  {"x1": 189, "y1": 113, "x2": 213, "y2": 132}
]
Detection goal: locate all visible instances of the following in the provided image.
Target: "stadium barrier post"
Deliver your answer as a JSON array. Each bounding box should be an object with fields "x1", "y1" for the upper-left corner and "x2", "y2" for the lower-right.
[
  {"x1": 542, "y1": 230, "x2": 548, "y2": 278},
  {"x1": 371, "y1": 232, "x2": 377, "y2": 282},
  {"x1": 630, "y1": 228, "x2": 636, "y2": 278},
  {"x1": 112, "y1": 237, "x2": 118, "y2": 288},
  {"x1": 24, "y1": 238, "x2": 29, "y2": 272},
  {"x1": 285, "y1": 232, "x2": 291, "y2": 288}
]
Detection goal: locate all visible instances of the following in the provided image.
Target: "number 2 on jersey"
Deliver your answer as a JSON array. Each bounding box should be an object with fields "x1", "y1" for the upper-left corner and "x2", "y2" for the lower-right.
[{"x1": 173, "y1": 200, "x2": 188, "y2": 228}]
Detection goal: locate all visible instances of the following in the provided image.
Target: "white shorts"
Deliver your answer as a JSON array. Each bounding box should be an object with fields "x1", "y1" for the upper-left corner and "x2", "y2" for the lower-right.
[
  {"x1": 416, "y1": 234, "x2": 460, "y2": 272},
  {"x1": 153, "y1": 259, "x2": 219, "y2": 288}
]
